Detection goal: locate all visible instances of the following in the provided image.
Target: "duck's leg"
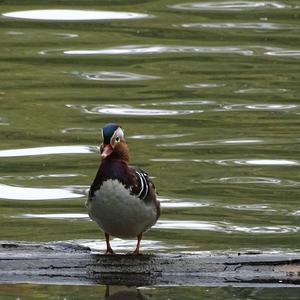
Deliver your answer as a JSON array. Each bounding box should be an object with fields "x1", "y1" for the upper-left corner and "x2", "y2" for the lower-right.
[
  {"x1": 104, "y1": 232, "x2": 115, "y2": 255},
  {"x1": 132, "y1": 233, "x2": 143, "y2": 255}
]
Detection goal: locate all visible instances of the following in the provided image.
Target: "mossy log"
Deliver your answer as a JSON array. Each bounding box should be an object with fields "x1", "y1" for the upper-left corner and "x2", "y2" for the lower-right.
[{"x1": 1, "y1": 241, "x2": 300, "y2": 287}]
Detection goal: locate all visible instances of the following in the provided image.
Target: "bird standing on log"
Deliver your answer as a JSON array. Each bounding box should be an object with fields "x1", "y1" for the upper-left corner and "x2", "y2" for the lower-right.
[{"x1": 86, "y1": 123, "x2": 160, "y2": 255}]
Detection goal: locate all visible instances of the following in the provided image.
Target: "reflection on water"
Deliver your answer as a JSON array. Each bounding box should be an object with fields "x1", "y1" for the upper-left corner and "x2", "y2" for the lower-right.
[
  {"x1": 151, "y1": 158, "x2": 300, "y2": 166},
  {"x1": 0, "y1": 145, "x2": 97, "y2": 157},
  {"x1": 224, "y1": 204, "x2": 277, "y2": 212},
  {"x1": 265, "y1": 49, "x2": 300, "y2": 57},
  {"x1": 159, "y1": 196, "x2": 210, "y2": 208},
  {"x1": 140, "y1": 101, "x2": 299, "y2": 114},
  {"x1": 0, "y1": 173, "x2": 85, "y2": 181},
  {"x1": 289, "y1": 211, "x2": 300, "y2": 216},
  {"x1": 20, "y1": 213, "x2": 88, "y2": 219},
  {"x1": 88, "y1": 106, "x2": 200, "y2": 116},
  {"x1": 185, "y1": 83, "x2": 225, "y2": 88},
  {"x1": 1, "y1": 184, "x2": 83, "y2": 200},
  {"x1": 67, "y1": 104, "x2": 202, "y2": 116},
  {"x1": 3, "y1": 9, "x2": 151, "y2": 21},
  {"x1": 15, "y1": 213, "x2": 300, "y2": 234},
  {"x1": 61, "y1": 127, "x2": 97, "y2": 134},
  {"x1": 63, "y1": 45, "x2": 254, "y2": 56},
  {"x1": 171, "y1": 1, "x2": 290, "y2": 11},
  {"x1": 156, "y1": 220, "x2": 300, "y2": 234},
  {"x1": 72, "y1": 71, "x2": 159, "y2": 81},
  {"x1": 78, "y1": 238, "x2": 172, "y2": 252},
  {"x1": 235, "y1": 88, "x2": 288, "y2": 94},
  {"x1": 6, "y1": 31, "x2": 24, "y2": 36},
  {"x1": 54, "y1": 33, "x2": 79, "y2": 39},
  {"x1": 0, "y1": 117, "x2": 9, "y2": 126},
  {"x1": 40, "y1": 45, "x2": 300, "y2": 59},
  {"x1": 220, "y1": 103, "x2": 299, "y2": 111},
  {"x1": 144, "y1": 100, "x2": 215, "y2": 106},
  {"x1": 181, "y1": 22, "x2": 294, "y2": 30},
  {"x1": 129, "y1": 133, "x2": 191, "y2": 139},
  {"x1": 204, "y1": 176, "x2": 300, "y2": 187},
  {"x1": 231, "y1": 159, "x2": 299, "y2": 166},
  {"x1": 103, "y1": 287, "x2": 150, "y2": 300},
  {"x1": 158, "y1": 138, "x2": 264, "y2": 147}
]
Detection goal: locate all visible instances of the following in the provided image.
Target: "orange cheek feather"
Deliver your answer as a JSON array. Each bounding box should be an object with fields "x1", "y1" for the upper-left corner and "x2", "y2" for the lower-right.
[{"x1": 114, "y1": 141, "x2": 130, "y2": 162}]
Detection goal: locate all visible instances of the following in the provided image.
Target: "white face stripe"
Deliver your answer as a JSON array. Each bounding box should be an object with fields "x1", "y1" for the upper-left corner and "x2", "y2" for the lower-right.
[
  {"x1": 101, "y1": 128, "x2": 104, "y2": 141},
  {"x1": 111, "y1": 127, "x2": 125, "y2": 144},
  {"x1": 116, "y1": 127, "x2": 124, "y2": 139}
]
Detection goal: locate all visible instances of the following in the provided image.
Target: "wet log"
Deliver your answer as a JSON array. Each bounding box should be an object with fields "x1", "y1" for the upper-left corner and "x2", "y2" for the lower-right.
[{"x1": 0, "y1": 241, "x2": 300, "y2": 287}]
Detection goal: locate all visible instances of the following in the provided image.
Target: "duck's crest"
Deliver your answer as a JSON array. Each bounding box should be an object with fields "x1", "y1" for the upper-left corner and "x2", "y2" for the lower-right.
[{"x1": 102, "y1": 123, "x2": 120, "y2": 144}]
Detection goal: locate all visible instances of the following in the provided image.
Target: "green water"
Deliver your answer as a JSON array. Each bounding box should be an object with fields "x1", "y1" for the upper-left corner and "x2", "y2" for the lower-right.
[
  {"x1": 1, "y1": 285, "x2": 300, "y2": 300},
  {"x1": 1, "y1": 0, "x2": 300, "y2": 298}
]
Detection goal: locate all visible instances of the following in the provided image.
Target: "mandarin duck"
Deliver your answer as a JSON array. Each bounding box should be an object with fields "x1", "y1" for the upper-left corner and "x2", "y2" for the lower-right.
[{"x1": 86, "y1": 123, "x2": 160, "y2": 255}]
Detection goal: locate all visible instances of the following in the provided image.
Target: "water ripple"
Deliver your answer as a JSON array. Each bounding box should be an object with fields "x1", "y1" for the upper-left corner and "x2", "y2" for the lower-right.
[
  {"x1": 158, "y1": 138, "x2": 264, "y2": 148},
  {"x1": 6, "y1": 31, "x2": 24, "y2": 36},
  {"x1": 0, "y1": 117, "x2": 9, "y2": 126},
  {"x1": 185, "y1": 83, "x2": 225, "y2": 89},
  {"x1": 151, "y1": 158, "x2": 300, "y2": 166},
  {"x1": 288, "y1": 211, "x2": 300, "y2": 217},
  {"x1": 20, "y1": 213, "x2": 88, "y2": 219},
  {"x1": 181, "y1": 22, "x2": 293, "y2": 30},
  {"x1": 204, "y1": 176, "x2": 300, "y2": 187},
  {"x1": 67, "y1": 104, "x2": 202, "y2": 116},
  {"x1": 0, "y1": 145, "x2": 97, "y2": 157},
  {"x1": 151, "y1": 158, "x2": 186, "y2": 163},
  {"x1": 143, "y1": 100, "x2": 299, "y2": 113},
  {"x1": 72, "y1": 71, "x2": 159, "y2": 81},
  {"x1": 0, "y1": 173, "x2": 85, "y2": 181},
  {"x1": 224, "y1": 204, "x2": 277, "y2": 212},
  {"x1": 220, "y1": 103, "x2": 299, "y2": 111},
  {"x1": 171, "y1": 1, "x2": 290, "y2": 11},
  {"x1": 217, "y1": 159, "x2": 300, "y2": 166},
  {"x1": 143, "y1": 100, "x2": 215, "y2": 106},
  {"x1": 61, "y1": 127, "x2": 96, "y2": 134},
  {"x1": 63, "y1": 45, "x2": 254, "y2": 56},
  {"x1": 14, "y1": 213, "x2": 299, "y2": 234},
  {"x1": 155, "y1": 220, "x2": 299, "y2": 234},
  {"x1": 53, "y1": 33, "x2": 79, "y2": 39},
  {"x1": 235, "y1": 88, "x2": 288, "y2": 94},
  {"x1": 129, "y1": 133, "x2": 191, "y2": 140},
  {"x1": 159, "y1": 197, "x2": 210, "y2": 208},
  {"x1": 3, "y1": 9, "x2": 151, "y2": 21},
  {"x1": 0, "y1": 184, "x2": 83, "y2": 201},
  {"x1": 77, "y1": 239, "x2": 173, "y2": 252},
  {"x1": 265, "y1": 49, "x2": 300, "y2": 57}
]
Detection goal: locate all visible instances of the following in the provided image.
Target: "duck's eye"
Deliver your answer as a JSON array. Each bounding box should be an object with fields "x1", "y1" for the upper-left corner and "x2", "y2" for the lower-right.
[{"x1": 115, "y1": 136, "x2": 120, "y2": 142}]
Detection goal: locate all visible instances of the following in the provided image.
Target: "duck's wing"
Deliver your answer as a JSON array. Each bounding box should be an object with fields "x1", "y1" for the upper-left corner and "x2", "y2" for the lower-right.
[
  {"x1": 129, "y1": 166, "x2": 160, "y2": 220},
  {"x1": 128, "y1": 168, "x2": 152, "y2": 201}
]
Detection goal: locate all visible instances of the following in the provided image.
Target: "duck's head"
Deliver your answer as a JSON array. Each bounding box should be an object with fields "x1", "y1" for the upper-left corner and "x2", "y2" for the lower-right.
[{"x1": 100, "y1": 123, "x2": 129, "y2": 161}]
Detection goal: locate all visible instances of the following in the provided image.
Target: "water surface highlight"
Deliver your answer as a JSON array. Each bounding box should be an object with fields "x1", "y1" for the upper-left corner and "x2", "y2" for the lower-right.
[{"x1": 3, "y1": 9, "x2": 151, "y2": 21}]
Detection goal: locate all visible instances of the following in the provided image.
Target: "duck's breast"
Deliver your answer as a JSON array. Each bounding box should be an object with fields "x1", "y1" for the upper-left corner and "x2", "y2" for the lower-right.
[{"x1": 87, "y1": 179, "x2": 157, "y2": 238}]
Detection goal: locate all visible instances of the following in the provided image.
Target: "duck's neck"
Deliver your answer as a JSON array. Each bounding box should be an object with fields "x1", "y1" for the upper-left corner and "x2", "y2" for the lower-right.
[
  {"x1": 103, "y1": 154, "x2": 129, "y2": 164},
  {"x1": 107, "y1": 142, "x2": 130, "y2": 163}
]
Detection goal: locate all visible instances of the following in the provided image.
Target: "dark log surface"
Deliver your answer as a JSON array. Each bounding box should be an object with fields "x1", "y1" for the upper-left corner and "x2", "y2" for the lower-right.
[{"x1": 1, "y1": 241, "x2": 300, "y2": 287}]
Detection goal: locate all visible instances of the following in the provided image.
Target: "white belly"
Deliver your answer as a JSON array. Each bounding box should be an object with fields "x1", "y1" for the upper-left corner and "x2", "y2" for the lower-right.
[{"x1": 87, "y1": 179, "x2": 157, "y2": 238}]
